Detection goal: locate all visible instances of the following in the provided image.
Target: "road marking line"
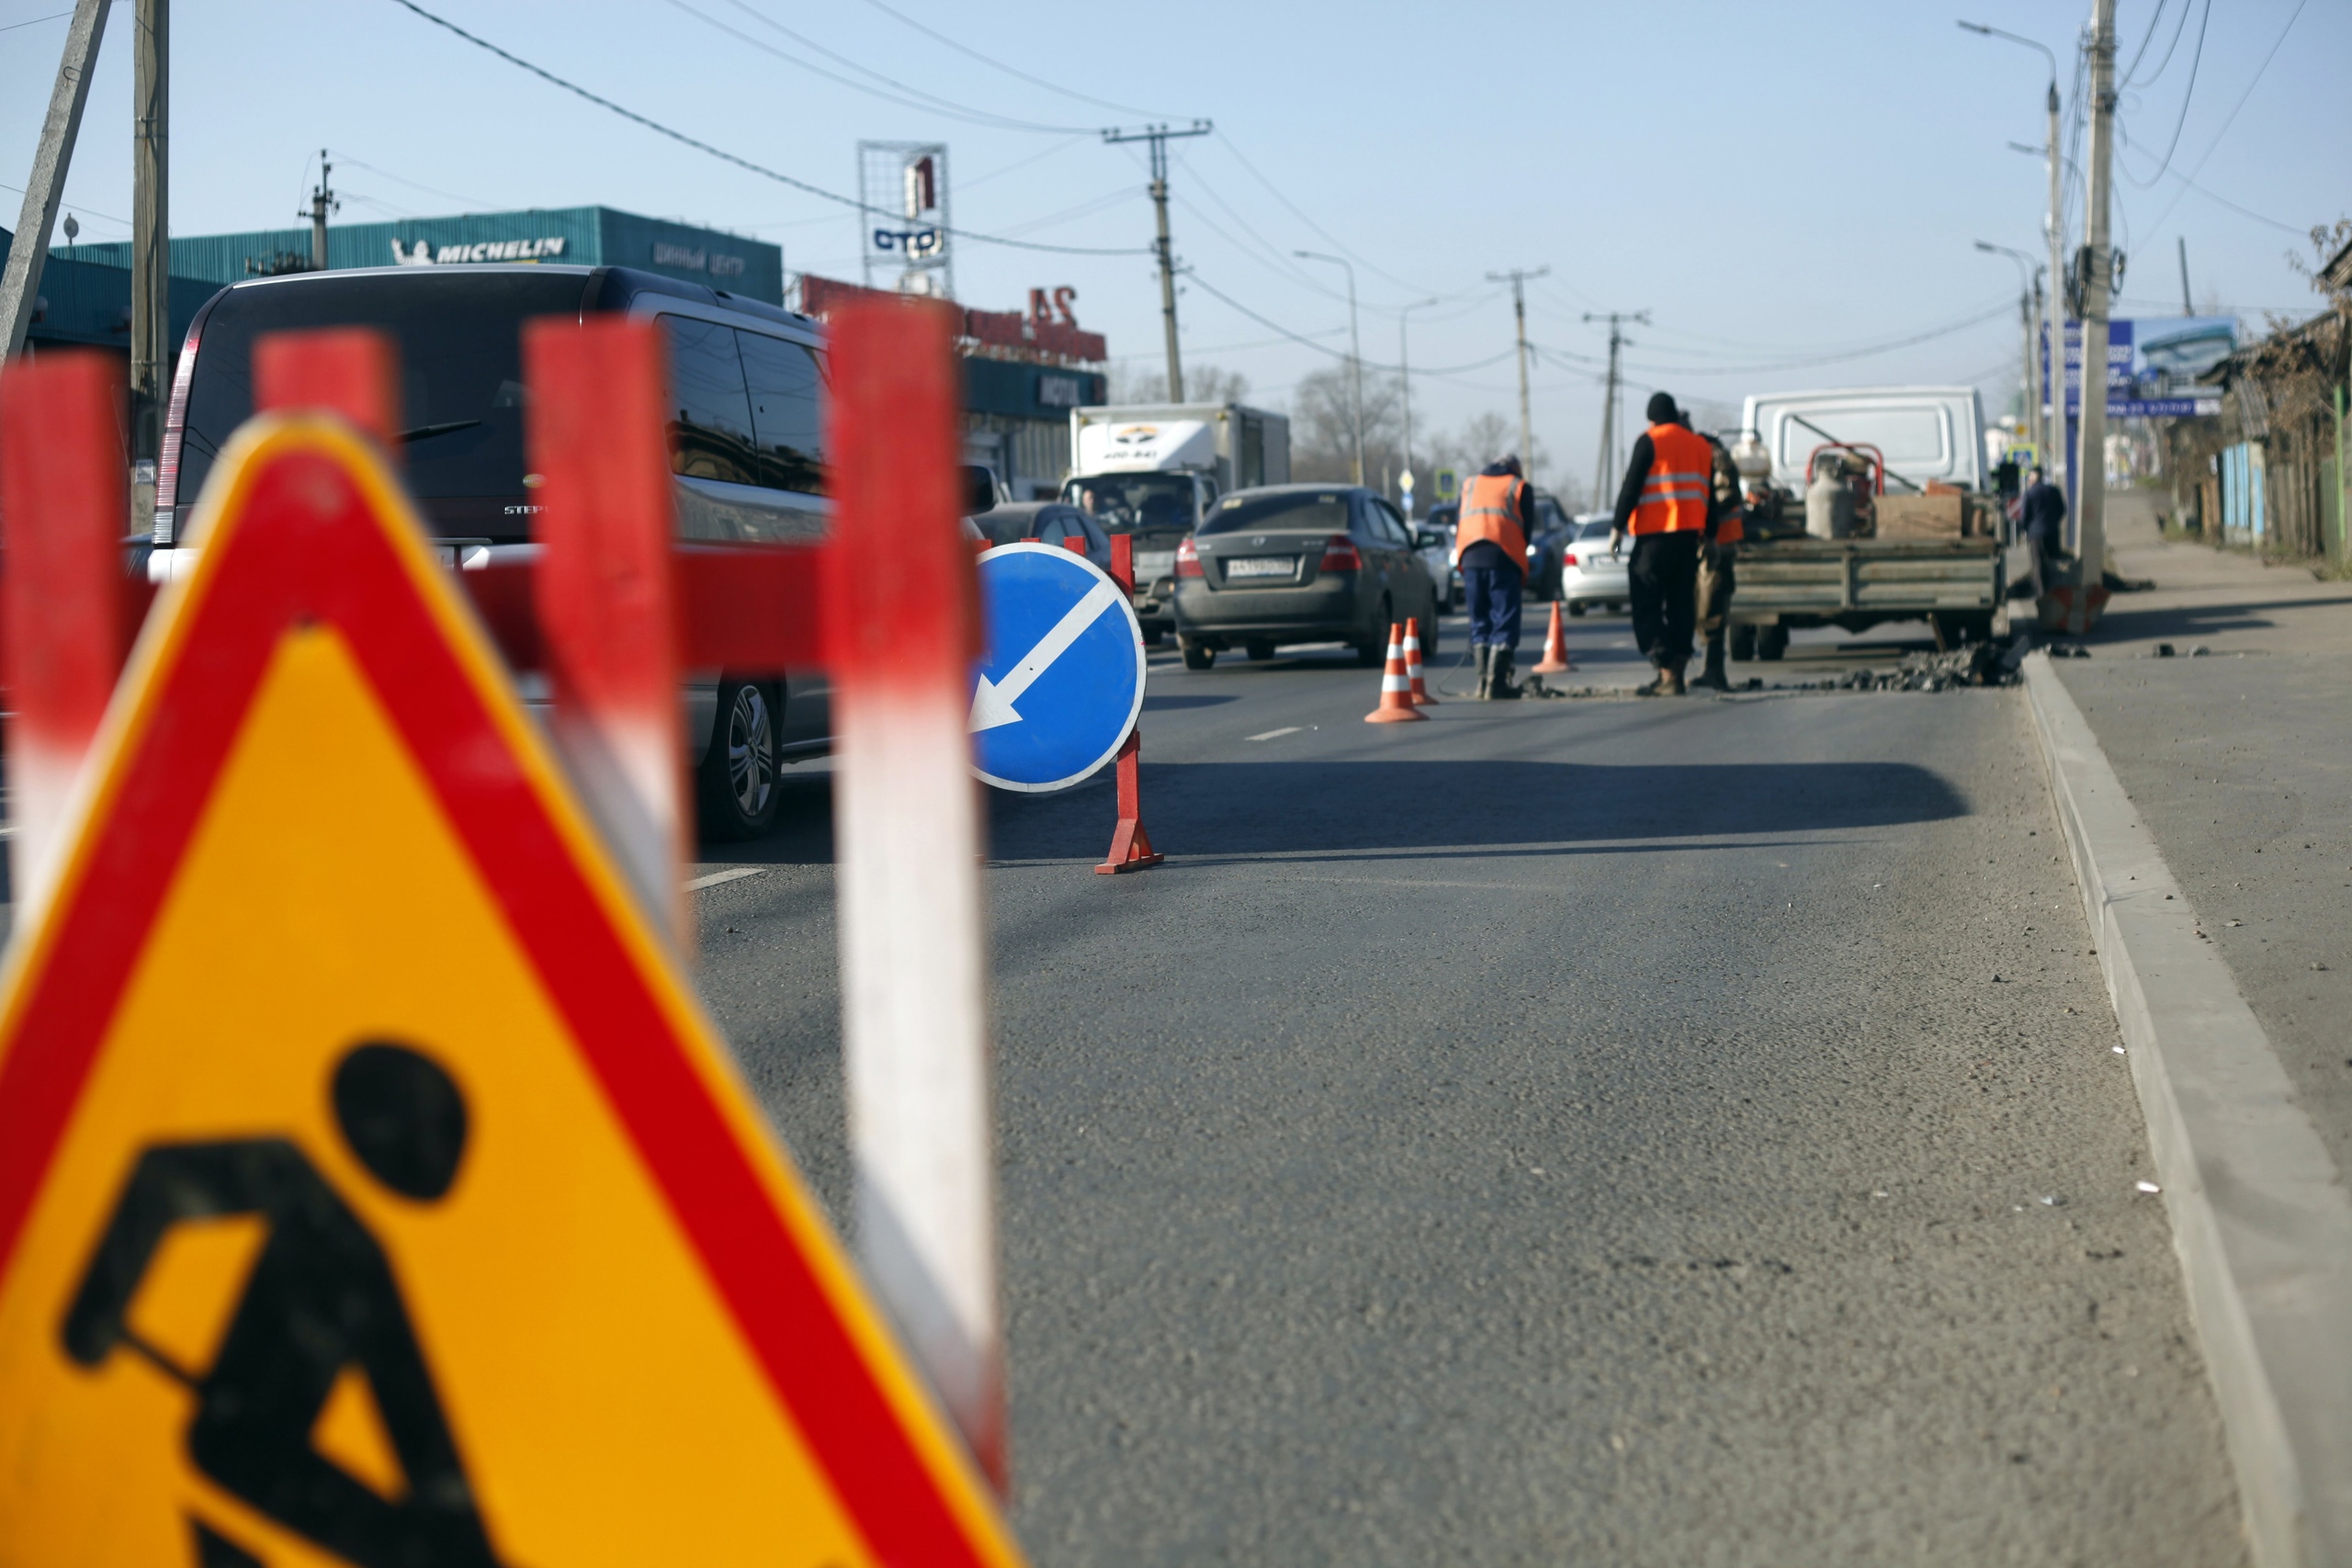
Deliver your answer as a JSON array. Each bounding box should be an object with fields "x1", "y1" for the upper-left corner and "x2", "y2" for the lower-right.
[
  {"x1": 684, "y1": 867, "x2": 765, "y2": 891},
  {"x1": 1246, "y1": 727, "x2": 1305, "y2": 741}
]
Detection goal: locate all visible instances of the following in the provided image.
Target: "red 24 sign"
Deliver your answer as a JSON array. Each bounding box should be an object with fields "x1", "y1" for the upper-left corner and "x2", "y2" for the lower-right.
[{"x1": 1027, "y1": 288, "x2": 1079, "y2": 329}]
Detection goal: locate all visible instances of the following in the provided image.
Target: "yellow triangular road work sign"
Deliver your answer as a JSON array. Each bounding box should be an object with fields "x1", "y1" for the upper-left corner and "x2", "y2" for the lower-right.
[{"x1": 0, "y1": 416, "x2": 1023, "y2": 1568}]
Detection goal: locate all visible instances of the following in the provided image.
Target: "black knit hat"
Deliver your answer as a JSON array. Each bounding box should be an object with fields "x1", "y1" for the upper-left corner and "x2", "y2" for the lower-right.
[{"x1": 1645, "y1": 391, "x2": 1679, "y2": 423}]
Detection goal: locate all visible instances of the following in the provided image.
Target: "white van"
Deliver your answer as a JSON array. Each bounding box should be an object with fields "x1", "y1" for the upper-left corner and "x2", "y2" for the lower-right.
[{"x1": 1739, "y1": 386, "x2": 1988, "y2": 494}]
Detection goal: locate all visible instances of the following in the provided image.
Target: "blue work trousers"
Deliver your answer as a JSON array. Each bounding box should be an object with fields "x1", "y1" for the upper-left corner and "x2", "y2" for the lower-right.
[{"x1": 1462, "y1": 563, "x2": 1524, "y2": 649}]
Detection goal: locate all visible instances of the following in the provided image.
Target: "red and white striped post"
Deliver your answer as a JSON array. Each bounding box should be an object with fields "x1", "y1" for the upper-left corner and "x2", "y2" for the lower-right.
[
  {"x1": 1095, "y1": 533, "x2": 1162, "y2": 874},
  {"x1": 0, "y1": 354, "x2": 130, "y2": 916},
  {"x1": 523, "y1": 316, "x2": 688, "y2": 949},
  {"x1": 254, "y1": 328, "x2": 400, "y2": 446},
  {"x1": 823, "y1": 299, "x2": 1006, "y2": 1489}
]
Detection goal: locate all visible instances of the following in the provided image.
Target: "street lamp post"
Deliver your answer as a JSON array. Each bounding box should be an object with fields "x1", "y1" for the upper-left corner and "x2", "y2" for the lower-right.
[
  {"x1": 1295, "y1": 251, "x2": 1363, "y2": 486},
  {"x1": 1960, "y1": 18, "x2": 2066, "y2": 495},
  {"x1": 1397, "y1": 296, "x2": 1439, "y2": 518},
  {"x1": 1975, "y1": 241, "x2": 2045, "y2": 465}
]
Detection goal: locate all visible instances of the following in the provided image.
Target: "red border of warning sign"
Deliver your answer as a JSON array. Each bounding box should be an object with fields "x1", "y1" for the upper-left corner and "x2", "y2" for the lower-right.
[{"x1": 0, "y1": 416, "x2": 1018, "y2": 1567}]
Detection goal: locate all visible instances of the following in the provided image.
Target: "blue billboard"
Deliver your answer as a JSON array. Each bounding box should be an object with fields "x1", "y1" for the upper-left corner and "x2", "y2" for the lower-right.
[{"x1": 2043, "y1": 316, "x2": 2235, "y2": 418}]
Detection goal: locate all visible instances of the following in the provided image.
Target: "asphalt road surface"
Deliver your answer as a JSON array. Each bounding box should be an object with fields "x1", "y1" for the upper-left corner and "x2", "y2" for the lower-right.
[{"x1": 692, "y1": 610, "x2": 2247, "y2": 1566}]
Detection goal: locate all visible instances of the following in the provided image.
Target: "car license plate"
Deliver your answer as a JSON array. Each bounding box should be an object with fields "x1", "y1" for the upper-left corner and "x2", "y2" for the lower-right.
[
  {"x1": 1226, "y1": 556, "x2": 1295, "y2": 580},
  {"x1": 1135, "y1": 550, "x2": 1175, "y2": 579}
]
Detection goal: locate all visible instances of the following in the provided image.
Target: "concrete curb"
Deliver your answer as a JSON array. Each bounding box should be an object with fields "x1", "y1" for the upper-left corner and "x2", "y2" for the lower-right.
[{"x1": 2021, "y1": 652, "x2": 2352, "y2": 1568}]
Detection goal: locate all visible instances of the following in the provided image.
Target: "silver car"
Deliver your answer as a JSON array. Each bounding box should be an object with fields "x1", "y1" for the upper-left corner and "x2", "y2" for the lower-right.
[
  {"x1": 1560, "y1": 515, "x2": 1631, "y2": 616},
  {"x1": 1411, "y1": 523, "x2": 1456, "y2": 612}
]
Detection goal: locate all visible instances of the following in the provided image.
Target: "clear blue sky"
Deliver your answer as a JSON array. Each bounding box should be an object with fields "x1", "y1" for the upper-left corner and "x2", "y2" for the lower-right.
[{"x1": 5, "y1": 0, "x2": 2343, "y2": 491}]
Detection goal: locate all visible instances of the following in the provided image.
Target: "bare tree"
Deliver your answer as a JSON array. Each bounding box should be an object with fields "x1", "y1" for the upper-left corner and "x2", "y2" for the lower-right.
[
  {"x1": 1107, "y1": 362, "x2": 1251, "y2": 404},
  {"x1": 1418, "y1": 413, "x2": 1578, "y2": 508}
]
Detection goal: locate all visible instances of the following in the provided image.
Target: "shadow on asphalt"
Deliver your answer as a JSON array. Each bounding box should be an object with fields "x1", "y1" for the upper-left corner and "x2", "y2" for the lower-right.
[
  {"x1": 989, "y1": 759, "x2": 1966, "y2": 863},
  {"x1": 2083, "y1": 593, "x2": 2352, "y2": 641},
  {"x1": 705, "y1": 758, "x2": 1967, "y2": 869}
]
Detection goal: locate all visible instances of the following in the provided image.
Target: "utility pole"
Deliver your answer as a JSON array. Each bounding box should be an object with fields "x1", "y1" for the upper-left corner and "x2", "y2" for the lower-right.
[
  {"x1": 1396, "y1": 297, "x2": 1438, "y2": 519},
  {"x1": 1488, "y1": 266, "x2": 1546, "y2": 471},
  {"x1": 307, "y1": 149, "x2": 337, "y2": 272},
  {"x1": 2045, "y1": 72, "x2": 2066, "y2": 497},
  {"x1": 1961, "y1": 21, "x2": 2066, "y2": 495},
  {"x1": 2070, "y1": 0, "x2": 2117, "y2": 634},
  {"x1": 130, "y1": 0, "x2": 167, "y2": 488},
  {"x1": 1296, "y1": 251, "x2": 1363, "y2": 484},
  {"x1": 0, "y1": 0, "x2": 114, "y2": 361},
  {"x1": 1102, "y1": 120, "x2": 1210, "y2": 402},
  {"x1": 2031, "y1": 267, "x2": 2048, "y2": 461},
  {"x1": 2177, "y1": 236, "x2": 2193, "y2": 316},
  {"x1": 1584, "y1": 309, "x2": 1646, "y2": 503}
]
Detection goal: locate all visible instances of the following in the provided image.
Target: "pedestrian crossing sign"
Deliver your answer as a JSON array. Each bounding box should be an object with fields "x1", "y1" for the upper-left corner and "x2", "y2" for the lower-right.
[
  {"x1": 0, "y1": 413, "x2": 1025, "y2": 1568},
  {"x1": 1434, "y1": 467, "x2": 1460, "y2": 502}
]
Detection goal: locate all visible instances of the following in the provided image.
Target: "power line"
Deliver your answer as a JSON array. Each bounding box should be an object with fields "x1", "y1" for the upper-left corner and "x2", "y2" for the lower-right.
[
  {"x1": 0, "y1": 181, "x2": 130, "y2": 229},
  {"x1": 2120, "y1": 158, "x2": 2305, "y2": 234},
  {"x1": 1168, "y1": 152, "x2": 1355, "y2": 305},
  {"x1": 1211, "y1": 131, "x2": 1438, "y2": 298},
  {"x1": 329, "y1": 152, "x2": 503, "y2": 212},
  {"x1": 2142, "y1": 0, "x2": 2311, "y2": 243},
  {"x1": 853, "y1": 0, "x2": 1180, "y2": 119},
  {"x1": 1181, "y1": 269, "x2": 1514, "y2": 376},
  {"x1": 2120, "y1": 0, "x2": 2174, "y2": 84},
  {"x1": 2118, "y1": 0, "x2": 2210, "y2": 186},
  {"x1": 1614, "y1": 299, "x2": 2016, "y2": 377},
  {"x1": 380, "y1": 0, "x2": 1148, "y2": 256},
  {"x1": 0, "y1": 8, "x2": 70, "y2": 33},
  {"x1": 960, "y1": 135, "x2": 1091, "y2": 192},
  {"x1": 831, "y1": 0, "x2": 1420, "y2": 322},
  {"x1": 676, "y1": 0, "x2": 1095, "y2": 135}
]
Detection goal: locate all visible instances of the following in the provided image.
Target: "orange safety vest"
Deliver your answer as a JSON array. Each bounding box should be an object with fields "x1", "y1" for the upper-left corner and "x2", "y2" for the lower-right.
[
  {"x1": 1453, "y1": 472, "x2": 1529, "y2": 565},
  {"x1": 1631, "y1": 423, "x2": 1714, "y2": 536}
]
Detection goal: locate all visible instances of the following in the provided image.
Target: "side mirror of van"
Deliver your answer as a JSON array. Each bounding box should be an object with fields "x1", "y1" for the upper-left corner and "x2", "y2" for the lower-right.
[{"x1": 963, "y1": 465, "x2": 999, "y2": 516}]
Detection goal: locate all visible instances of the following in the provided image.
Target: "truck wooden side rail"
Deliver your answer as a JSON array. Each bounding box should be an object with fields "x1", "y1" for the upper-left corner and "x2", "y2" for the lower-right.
[{"x1": 1729, "y1": 535, "x2": 2002, "y2": 659}]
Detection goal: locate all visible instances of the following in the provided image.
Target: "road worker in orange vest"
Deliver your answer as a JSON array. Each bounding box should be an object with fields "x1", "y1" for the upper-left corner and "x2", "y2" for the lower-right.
[
  {"x1": 1690, "y1": 432, "x2": 1747, "y2": 692},
  {"x1": 1451, "y1": 455, "x2": 1539, "y2": 699},
  {"x1": 1609, "y1": 392, "x2": 1738, "y2": 696}
]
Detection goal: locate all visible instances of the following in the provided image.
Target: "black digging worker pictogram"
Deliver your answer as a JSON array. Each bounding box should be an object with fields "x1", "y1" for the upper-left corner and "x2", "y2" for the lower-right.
[{"x1": 61, "y1": 1041, "x2": 509, "y2": 1568}]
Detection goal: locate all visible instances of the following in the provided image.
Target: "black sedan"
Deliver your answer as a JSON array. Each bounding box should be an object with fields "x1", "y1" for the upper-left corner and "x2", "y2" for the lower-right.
[{"x1": 1171, "y1": 485, "x2": 1440, "y2": 670}]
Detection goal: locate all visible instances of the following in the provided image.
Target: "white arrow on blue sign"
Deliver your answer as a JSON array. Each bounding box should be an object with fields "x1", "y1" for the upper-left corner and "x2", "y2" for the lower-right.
[{"x1": 969, "y1": 542, "x2": 1147, "y2": 793}]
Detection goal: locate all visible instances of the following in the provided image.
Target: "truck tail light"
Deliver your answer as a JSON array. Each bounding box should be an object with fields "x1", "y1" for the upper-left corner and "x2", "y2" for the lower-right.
[
  {"x1": 152, "y1": 319, "x2": 202, "y2": 544},
  {"x1": 1318, "y1": 535, "x2": 1361, "y2": 571},
  {"x1": 1176, "y1": 536, "x2": 1203, "y2": 578}
]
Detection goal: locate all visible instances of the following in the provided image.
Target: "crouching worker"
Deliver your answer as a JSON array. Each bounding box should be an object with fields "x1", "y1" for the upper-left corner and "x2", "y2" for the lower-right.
[{"x1": 1453, "y1": 455, "x2": 1535, "y2": 700}]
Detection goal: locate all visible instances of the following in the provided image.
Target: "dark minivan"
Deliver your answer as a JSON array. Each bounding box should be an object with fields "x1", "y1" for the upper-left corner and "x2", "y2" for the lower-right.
[{"x1": 153, "y1": 264, "x2": 831, "y2": 837}]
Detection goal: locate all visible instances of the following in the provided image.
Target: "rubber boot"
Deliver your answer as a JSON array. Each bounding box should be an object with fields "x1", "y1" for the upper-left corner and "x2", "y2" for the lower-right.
[
  {"x1": 1473, "y1": 644, "x2": 1493, "y2": 700},
  {"x1": 1635, "y1": 662, "x2": 1673, "y2": 697},
  {"x1": 1691, "y1": 637, "x2": 1731, "y2": 692},
  {"x1": 1665, "y1": 661, "x2": 1688, "y2": 695},
  {"x1": 1489, "y1": 647, "x2": 1522, "y2": 700}
]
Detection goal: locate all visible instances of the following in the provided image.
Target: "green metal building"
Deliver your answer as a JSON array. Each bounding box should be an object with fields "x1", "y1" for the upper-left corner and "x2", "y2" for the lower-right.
[{"x1": 56, "y1": 206, "x2": 783, "y2": 304}]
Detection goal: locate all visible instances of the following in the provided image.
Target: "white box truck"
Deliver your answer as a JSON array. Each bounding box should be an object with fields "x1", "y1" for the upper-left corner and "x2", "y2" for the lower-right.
[{"x1": 1061, "y1": 402, "x2": 1291, "y2": 636}]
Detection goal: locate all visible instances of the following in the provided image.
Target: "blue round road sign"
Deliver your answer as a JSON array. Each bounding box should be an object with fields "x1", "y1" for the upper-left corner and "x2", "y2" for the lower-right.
[{"x1": 970, "y1": 543, "x2": 1147, "y2": 793}]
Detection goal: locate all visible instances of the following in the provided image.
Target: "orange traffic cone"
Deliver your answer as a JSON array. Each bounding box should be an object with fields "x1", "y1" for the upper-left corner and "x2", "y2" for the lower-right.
[
  {"x1": 1532, "y1": 600, "x2": 1574, "y2": 674},
  {"x1": 1364, "y1": 623, "x2": 1427, "y2": 723},
  {"x1": 1403, "y1": 615, "x2": 1438, "y2": 705}
]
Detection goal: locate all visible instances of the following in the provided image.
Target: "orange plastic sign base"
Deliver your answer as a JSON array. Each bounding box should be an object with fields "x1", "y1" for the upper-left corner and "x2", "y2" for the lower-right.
[{"x1": 0, "y1": 416, "x2": 1022, "y2": 1568}]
